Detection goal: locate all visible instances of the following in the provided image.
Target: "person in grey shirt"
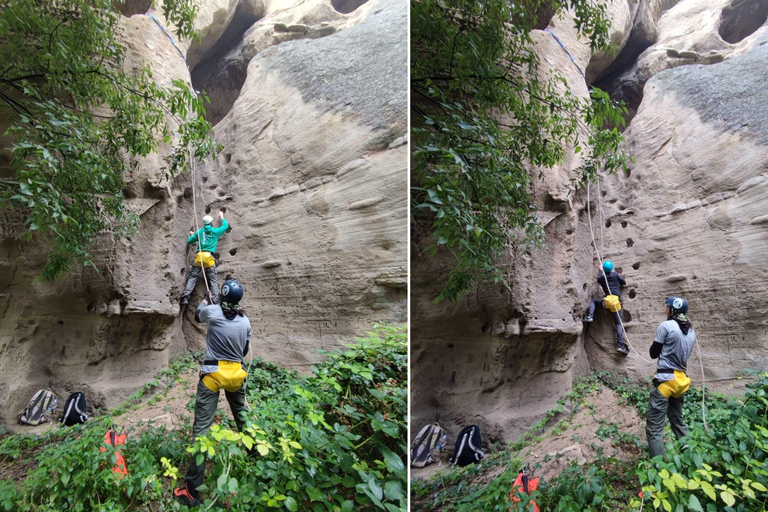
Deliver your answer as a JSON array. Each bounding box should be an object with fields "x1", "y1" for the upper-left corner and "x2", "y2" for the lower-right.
[
  {"x1": 646, "y1": 296, "x2": 695, "y2": 459},
  {"x1": 174, "y1": 279, "x2": 251, "y2": 507}
]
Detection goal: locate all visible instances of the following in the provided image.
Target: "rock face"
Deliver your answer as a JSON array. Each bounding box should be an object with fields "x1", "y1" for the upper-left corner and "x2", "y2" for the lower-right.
[
  {"x1": 0, "y1": 0, "x2": 406, "y2": 428},
  {"x1": 412, "y1": 0, "x2": 768, "y2": 443}
]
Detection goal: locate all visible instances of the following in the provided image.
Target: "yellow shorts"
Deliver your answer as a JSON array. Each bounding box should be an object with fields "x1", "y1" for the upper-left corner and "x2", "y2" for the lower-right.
[
  {"x1": 656, "y1": 370, "x2": 691, "y2": 399},
  {"x1": 202, "y1": 361, "x2": 247, "y2": 392},
  {"x1": 194, "y1": 251, "x2": 216, "y2": 268}
]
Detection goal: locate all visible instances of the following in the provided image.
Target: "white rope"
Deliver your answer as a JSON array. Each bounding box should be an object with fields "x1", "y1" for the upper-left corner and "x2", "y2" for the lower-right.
[
  {"x1": 586, "y1": 178, "x2": 653, "y2": 364},
  {"x1": 586, "y1": 174, "x2": 709, "y2": 431}
]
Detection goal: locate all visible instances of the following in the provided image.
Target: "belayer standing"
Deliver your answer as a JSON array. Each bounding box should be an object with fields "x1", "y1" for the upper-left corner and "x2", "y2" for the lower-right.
[
  {"x1": 181, "y1": 209, "x2": 229, "y2": 305},
  {"x1": 174, "y1": 279, "x2": 251, "y2": 507},
  {"x1": 646, "y1": 296, "x2": 694, "y2": 459},
  {"x1": 583, "y1": 260, "x2": 629, "y2": 355}
]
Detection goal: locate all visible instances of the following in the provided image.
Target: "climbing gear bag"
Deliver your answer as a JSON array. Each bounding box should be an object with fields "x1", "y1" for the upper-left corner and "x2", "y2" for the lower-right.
[
  {"x1": 61, "y1": 392, "x2": 89, "y2": 426},
  {"x1": 449, "y1": 425, "x2": 484, "y2": 466},
  {"x1": 655, "y1": 369, "x2": 691, "y2": 399},
  {"x1": 99, "y1": 427, "x2": 128, "y2": 479},
  {"x1": 603, "y1": 294, "x2": 622, "y2": 313},
  {"x1": 18, "y1": 388, "x2": 58, "y2": 426},
  {"x1": 410, "y1": 423, "x2": 446, "y2": 468},
  {"x1": 510, "y1": 466, "x2": 540, "y2": 512},
  {"x1": 201, "y1": 360, "x2": 248, "y2": 392},
  {"x1": 194, "y1": 251, "x2": 216, "y2": 268}
]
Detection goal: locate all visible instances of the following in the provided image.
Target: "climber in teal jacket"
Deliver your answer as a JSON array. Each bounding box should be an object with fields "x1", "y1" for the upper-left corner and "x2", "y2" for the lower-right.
[{"x1": 181, "y1": 209, "x2": 229, "y2": 305}]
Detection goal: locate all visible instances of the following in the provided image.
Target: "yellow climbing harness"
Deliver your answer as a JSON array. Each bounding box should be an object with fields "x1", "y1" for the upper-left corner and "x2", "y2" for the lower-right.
[
  {"x1": 194, "y1": 251, "x2": 216, "y2": 268},
  {"x1": 603, "y1": 294, "x2": 621, "y2": 313},
  {"x1": 656, "y1": 370, "x2": 691, "y2": 399},
  {"x1": 202, "y1": 361, "x2": 248, "y2": 392}
]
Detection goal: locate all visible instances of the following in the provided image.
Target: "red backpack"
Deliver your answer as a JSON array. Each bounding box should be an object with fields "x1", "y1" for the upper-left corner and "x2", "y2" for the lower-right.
[
  {"x1": 99, "y1": 427, "x2": 128, "y2": 479},
  {"x1": 510, "y1": 467, "x2": 539, "y2": 512}
]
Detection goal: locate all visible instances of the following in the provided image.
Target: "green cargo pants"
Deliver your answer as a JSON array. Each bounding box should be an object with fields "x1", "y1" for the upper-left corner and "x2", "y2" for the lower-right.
[
  {"x1": 646, "y1": 384, "x2": 688, "y2": 458},
  {"x1": 184, "y1": 379, "x2": 248, "y2": 489}
]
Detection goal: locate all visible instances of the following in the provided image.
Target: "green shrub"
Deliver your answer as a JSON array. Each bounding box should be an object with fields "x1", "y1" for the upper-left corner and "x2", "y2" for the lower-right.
[{"x1": 0, "y1": 324, "x2": 406, "y2": 512}]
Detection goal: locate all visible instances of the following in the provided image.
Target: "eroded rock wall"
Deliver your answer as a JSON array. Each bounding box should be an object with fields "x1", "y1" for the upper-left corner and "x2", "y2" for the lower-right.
[
  {"x1": 412, "y1": 0, "x2": 768, "y2": 443},
  {"x1": 0, "y1": 0, "x2": 406, "y2": 427}
]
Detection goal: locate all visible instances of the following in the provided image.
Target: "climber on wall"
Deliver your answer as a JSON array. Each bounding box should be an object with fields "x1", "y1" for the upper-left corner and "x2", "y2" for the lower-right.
[
  {"x1": 583, "y1": 260, "x2": 629, "y2": 355},
  {"x1": 180, "y1": 209, "x2": 229, "y2": 305},
  {"x1": 646, "y1": 296, "x2": 695, "y2": 459},
  {"x1": 174, "y1": 279, "x2": 251, "y2": 507}
]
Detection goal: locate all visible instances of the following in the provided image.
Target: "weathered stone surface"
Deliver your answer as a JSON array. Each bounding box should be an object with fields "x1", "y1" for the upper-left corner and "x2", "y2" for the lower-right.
[
  {"x1": 0, "y1": 0, "x2": 406, "y2": 427},
  {"x1": 412, "y1": 0, "x2": 768, "y2": 443}
]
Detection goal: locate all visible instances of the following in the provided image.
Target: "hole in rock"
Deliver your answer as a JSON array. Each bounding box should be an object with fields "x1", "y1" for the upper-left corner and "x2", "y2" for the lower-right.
[
  {"x1": 629, "y1": 289, "x2": 637, "y2": 299},
  {"x1": 225, "y1": 153, "x2": 232, "y2": 164},
  {"x1": 632, "y1": 262, "x2": 640, "y2": 270},
  {"x1": 189, "y1": 2, "x2": 264, "y2": 126},
  {"x1": 180, "y1": 268, "x2": 186, "y2": 276},
  {"x1": 229, "y1": 248, "x2": 238, "y2": 256},
  {"x1": 626, "y1": 238, "x2": 634, "y2": 247},
  {"x1": 202, "y1": 176, "x2": 208, "y2": 183},
  {"x1": 622, "y1": 310, "x2": 632, "y2": 322},
  {"x1": 116, "y1": 0, "x2": 151, "y2": 16},
  {"x1": 605, "y1": 220, "x2": 612, "y2": 228},
  {"x1": 58, "y1": 320, "x2": 64, "y2": 325},
  {"x1": 122, "y1": 188, "x2": 137, "y2": 199},
  {"x1": 447, "y1": 342, "x2": 455, "y2": 349},
  {"x1": 621, "y1": 221, "x2": 628, "y2": 228},
  {"x1": 719, "y1": 0, "x2": 768, "y2": 44},
  {"x1": 205, "y1": 206, "x2": 211, "y2": 214},
  {"x1": 601, "y1": 190, "x2": 607, "y2": 197},
  {"x1": 583, "y1": 283, "x2": 588, "y2": 290},
  {"x1": 86, "y1": 301, "x2": 96, "y2": 313},
  {"x1": 331, "y1": 0, "x2": 369, "y2": 14}
]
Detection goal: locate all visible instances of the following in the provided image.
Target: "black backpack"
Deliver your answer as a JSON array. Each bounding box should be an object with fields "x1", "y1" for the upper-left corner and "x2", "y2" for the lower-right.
[
  {"x1": 449, "y1": 425, "x2": 484, "y2": 466},
  {"x1": 61, "y1": 392, "x2": 89, "y2": 426},
  {"x1": 18, "y1": 389, "x2": 58, "y2": 426}
]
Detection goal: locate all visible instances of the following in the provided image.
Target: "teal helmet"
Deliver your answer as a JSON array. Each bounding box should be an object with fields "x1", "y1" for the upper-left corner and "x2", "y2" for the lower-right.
[{"x1": 603, "y1": 260, "x2": 614, "y2": 273}]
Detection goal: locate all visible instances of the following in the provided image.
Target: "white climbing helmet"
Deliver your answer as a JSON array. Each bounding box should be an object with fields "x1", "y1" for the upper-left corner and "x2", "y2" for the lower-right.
[{"x1": 202, "y1": 215, "x2": 213, "y2": 225}]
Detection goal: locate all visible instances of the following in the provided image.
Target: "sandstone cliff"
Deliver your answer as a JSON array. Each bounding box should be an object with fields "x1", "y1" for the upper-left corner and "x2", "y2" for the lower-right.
[
  {"x1": 0, "y1": 0, "x2": 406, "y2": 428},
  {"x1": 412, "y1": 0, "x2": 768, "y2": 443}
]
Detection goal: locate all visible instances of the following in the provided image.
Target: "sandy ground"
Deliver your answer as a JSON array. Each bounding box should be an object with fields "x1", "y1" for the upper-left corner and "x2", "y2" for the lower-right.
[{"x1": 412, "y1": 387, "x2": 644, "y2": 483}]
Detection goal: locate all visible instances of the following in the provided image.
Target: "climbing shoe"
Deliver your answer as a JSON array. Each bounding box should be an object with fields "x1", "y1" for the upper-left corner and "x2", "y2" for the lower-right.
[
  {"x1": 173, "y1": 482, "x2": 201, "y2": 507},
  {"x1": 180, "y1": 296, "x2": 189, "y2": 306},
  {"x1": 582, "y1": 314, "x2": 594, "y2": 323},
  {"x1": 617, "y1": 343, "x2": 629, "y2": 356}
]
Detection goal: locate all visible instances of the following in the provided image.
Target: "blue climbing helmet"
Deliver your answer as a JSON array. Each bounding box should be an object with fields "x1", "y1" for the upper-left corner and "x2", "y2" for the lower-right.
[
  {"x1": 220, "y1": 279, "x2": 244, "y2": 305},
  {"x1": 665, "y1": 296, "x2": 688, "y2": 315},
  {"x1": 602, "y1": 260, "x2": 614, "y2": 274}
]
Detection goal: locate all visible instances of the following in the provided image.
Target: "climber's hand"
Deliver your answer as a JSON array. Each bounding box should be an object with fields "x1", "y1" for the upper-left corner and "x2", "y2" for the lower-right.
[
  {"x1": 218, "y1": 210, "x2": 224, "y2": 220},
  {"x1": 189, "y1": 230, "x2": 194, "y2": 237},
  {"x1": 204, "y1": 291, "x2": 215, "y2": 304}
]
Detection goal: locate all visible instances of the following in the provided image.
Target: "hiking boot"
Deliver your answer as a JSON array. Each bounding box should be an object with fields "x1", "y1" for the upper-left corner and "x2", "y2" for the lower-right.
[
  {"x1": 617, "y1": 343, "x2": 629, "y2": 356},
  {"x1": 180, "y1": 296, "x2": 189, "y2": 306},
  {"x1": 173, "y1": 482, "x2": 201, "y2": 507},
  {"x1": 583, "y1": 314, "x2": 594, "y2": 323}
]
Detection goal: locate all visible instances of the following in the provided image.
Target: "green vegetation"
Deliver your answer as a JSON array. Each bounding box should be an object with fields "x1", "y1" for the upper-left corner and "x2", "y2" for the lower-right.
[
  {"x1": 0, "y1": 325, "x2": 406, "y2": 511},
  {"x1": 0, "y1": 0, "x2": 219, "y2": 280},
  {"x1": 411, "y1": 0, "x2": 630, "y2": 302},
  {"x1": 412, "y1": 372, "x2": 768, "y2": 511}
]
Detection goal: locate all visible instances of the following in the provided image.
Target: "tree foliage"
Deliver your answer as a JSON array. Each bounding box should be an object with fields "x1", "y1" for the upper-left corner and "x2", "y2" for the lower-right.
[
  {"x1": 411, "y1": 0, "x2": 631, "y2": 302},
  {"x1": 0, "y1": 0, "x2": 219, "y2": 280}
]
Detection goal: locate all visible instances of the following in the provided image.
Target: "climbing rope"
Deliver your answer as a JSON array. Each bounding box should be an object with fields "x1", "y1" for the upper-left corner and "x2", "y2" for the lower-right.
[
  {"x1": 544, "y1": 29, "x2": 586, "y2": 81},
  {"x1": 585, "y1": 174, "x2": 710, "y2": 431},
  {"x1": 586, "y1": 177, "x2": 653, "y2": 364}
]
